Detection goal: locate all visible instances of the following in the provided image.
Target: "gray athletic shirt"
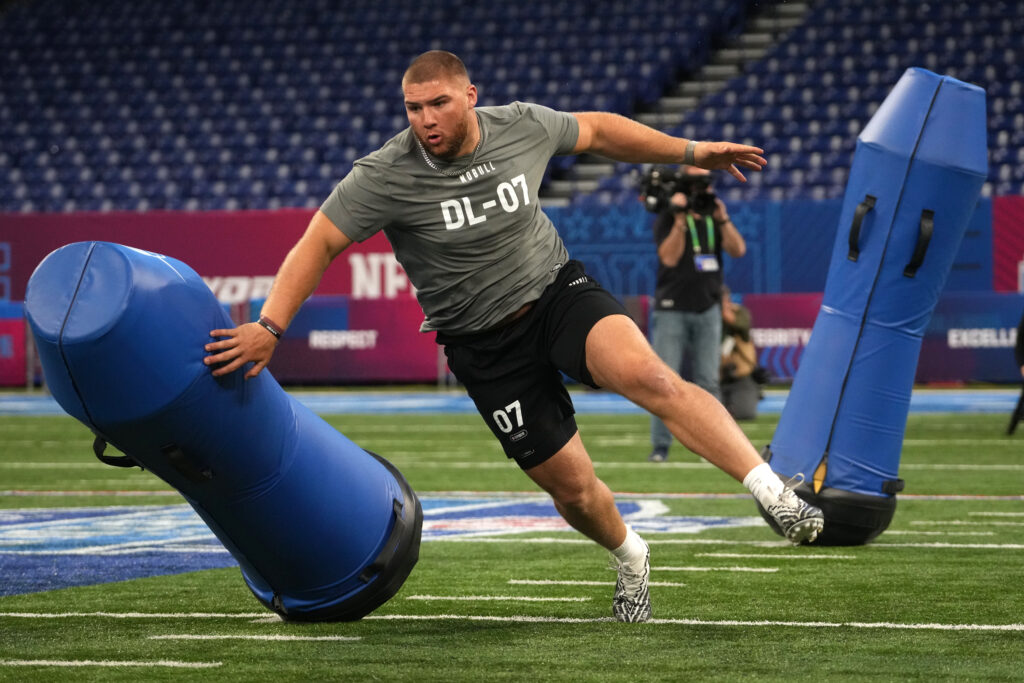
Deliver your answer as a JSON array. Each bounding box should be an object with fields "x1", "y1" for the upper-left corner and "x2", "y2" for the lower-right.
[{"x1": 320, "y1": 101, "x2": 579, "y2": 334}]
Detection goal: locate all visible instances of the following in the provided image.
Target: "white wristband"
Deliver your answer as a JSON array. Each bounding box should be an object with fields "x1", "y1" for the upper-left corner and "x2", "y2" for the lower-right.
[{"x1": 683, "y1": 140, "x2": 698, "y2": 166}]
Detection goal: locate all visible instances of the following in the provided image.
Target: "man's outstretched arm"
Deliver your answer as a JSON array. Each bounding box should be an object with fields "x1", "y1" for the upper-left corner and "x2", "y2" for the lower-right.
[
  {"x1": 204, "y1": 210, "x2": 353, "y2": 378},
  {"x1": 572, "y1": 111, "x2": 766, "y2": 182}
]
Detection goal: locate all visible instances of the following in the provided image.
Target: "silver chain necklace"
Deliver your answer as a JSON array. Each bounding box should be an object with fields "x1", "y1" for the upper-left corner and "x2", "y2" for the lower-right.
[{"x1": 414, "y1": 117, "x2": 482, "y2": 177}]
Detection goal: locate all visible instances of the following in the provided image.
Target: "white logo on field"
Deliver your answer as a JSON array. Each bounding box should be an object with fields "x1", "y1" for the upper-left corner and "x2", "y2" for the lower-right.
[{"x1": 0, "y1": 499, "x2": 765, "y2": 555}]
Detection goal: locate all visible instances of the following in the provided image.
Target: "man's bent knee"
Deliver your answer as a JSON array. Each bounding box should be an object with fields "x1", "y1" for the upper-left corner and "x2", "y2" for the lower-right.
[{"x1": 612, "y1": 353, "x2": 688, "y2": 409}]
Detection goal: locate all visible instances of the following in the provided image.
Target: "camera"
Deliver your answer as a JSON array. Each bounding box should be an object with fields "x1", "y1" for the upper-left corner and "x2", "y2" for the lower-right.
[{"x1": 639, "y1": 167, "x2": 718, "y2": 215}]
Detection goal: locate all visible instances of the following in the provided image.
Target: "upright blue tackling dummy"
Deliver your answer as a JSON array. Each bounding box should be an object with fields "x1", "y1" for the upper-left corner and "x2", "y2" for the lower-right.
[
  {"x1": 25, "y1": 241, "x2": 422, "y2": 620},
  {"x1": 762, "y1": 69, "x2": 987, "y2": 544}
]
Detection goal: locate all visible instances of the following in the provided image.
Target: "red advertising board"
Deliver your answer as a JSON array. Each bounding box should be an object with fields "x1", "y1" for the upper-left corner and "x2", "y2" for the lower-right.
[
  {"x1": 743, "y1": 292, "x2": 1023, "y2": 384},
  {"x1": 269, "y1": 296, "x2": 439, "y2": 384},
  {"x1": 992, "y1": 195, "x2": 1024, "y2": 292},
  {"x1": 0, "y1": 210, "x2": 415, "y2": 303},
  {"x1": 1, "y1": 210, "x2": 434, "y2": 386},
  {"x1": 0, "y1": 316, "x2": 25, "y2": 387}
]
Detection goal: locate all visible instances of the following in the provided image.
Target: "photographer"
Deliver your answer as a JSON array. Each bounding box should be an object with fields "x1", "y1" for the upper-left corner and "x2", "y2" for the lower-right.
[
  {"x1": 720, "y1": 286, "x2": 767, "y2": 421},
  {"x1": 643, "y1": 166, "x2": 746, "y2": 462}
]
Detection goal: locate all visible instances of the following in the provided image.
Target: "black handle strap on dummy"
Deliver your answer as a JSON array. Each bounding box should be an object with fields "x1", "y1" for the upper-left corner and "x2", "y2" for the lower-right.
[
  {"x1": 847, "y1": 194, "x2": 877, "y2": 262},
  {"x1": 903, "y1": 209, "x2": 935, "y2": 278},
  {"x1": 359, "y1": 498, "x2": 405, "y2": 583},
  {"x1": 162, "y1": 443, "x2": 214, "y2": 483},
  {"x1": 92, "y1": 435, "x2": 142, "y2": 469}
]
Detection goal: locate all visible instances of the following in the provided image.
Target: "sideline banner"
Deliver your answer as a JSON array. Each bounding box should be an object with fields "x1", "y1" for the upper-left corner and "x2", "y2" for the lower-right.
[
  {"x1": 269, "y1": 296, "x2": 438, "y2": 384},
  {"x1": 992, "y1": 195, "x2": 1024, "y2": 292},
  {"x1": 0, "y1": 210, "x2": 416, "y2": 304},
  {"x1": 0, "y1": 302, "x2": 25, "y2": 387},
  {"x1": 745, "y1": 291, "x2": 1023, "y2": 384}
]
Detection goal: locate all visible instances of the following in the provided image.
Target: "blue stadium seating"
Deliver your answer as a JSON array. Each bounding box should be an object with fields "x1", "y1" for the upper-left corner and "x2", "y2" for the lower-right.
[
  {"x1": 705, "y1": 0, "x2": 1023, "y2": 203},
  {"x1": 0, "y1": 0, "x2": 1020, "y2": 212}
]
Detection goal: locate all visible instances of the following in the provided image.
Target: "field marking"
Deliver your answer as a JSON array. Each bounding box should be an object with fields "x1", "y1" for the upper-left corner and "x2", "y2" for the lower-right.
[
  {"x1": 884, "y1": 530, "x2": 995, "y2": 536},
  {"x1": 384, "y1": 461, "x2": 719, "y2": 470},
  {"x1": 910, "y1": 520, "x2": 1024, "y2": 527},
  {"x1": 405, "y1": 595, "x2": 590, "y2": 602},
  {"x1": 432, "y1": 536, "x2": 790, "y2": 548},
  {"x1": 433, "y1": 490, "x2": 754, "y2": 500},
  {"x1": 365, "y1": 614, "x2": 1024, "y2": 631},
  {"x1": 433, "y1": 537, "x2": 1024, "y2": 549},
  {"x1": 0, "y1": 462, "x2": 113, "y2": 469},
  {"x1": 652, "y1": 565, "x2": 778, "y2": 573},
  {"x1": 0, "y1": 490, "x2": 180, "y2": 497},
  {"x1": 6, "y1": 611, "x2": 1022, "y2": 632},
  {"x1": 901, "y1": 464, "x2": 1024, "y2": 471},
  {"x1": 4, "y1": 489, "x2": 1023, "y2": 501},
  {"x1": 695, "y1": 553, "x2": 857, "y2": 560},
  {"x1": 0, "y1": 612, "x2": 267, "y2": 619},
  {"x1": 508, "y1": 579, "x2": 687, "y2": 588},
  {"x1": 0, "y1": 659, "x2": 221, "y2": 669},
  {"x1": 970, "y1": 512, "x2": 1024, "y2": 517},
  {"x1": 872, "y1": 542, "x2": 1024, "y2": 549},
  {"x1": 903, "y1": 439, "x2": 1023, "y2": 446},
  {"x1": 0, "y1": 532, "x2": 223, "y2": 555},
  {"x1": 149, "y1": 634, "x2": 360, "y2": 642},
  {"x1": 392, "y1": 490, "x2": 1024, "y2": 502}
]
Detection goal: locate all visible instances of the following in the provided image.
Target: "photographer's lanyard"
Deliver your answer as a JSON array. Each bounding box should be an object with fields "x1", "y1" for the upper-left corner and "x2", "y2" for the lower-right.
[{"x1": 686, "y1": 214, "x2": 715, "y2": 255}]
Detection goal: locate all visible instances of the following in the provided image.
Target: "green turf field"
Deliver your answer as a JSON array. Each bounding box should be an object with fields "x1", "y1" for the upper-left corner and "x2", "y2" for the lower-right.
[{"x1": 1, "y1": 410, "x2": 1022, "y2": 681}]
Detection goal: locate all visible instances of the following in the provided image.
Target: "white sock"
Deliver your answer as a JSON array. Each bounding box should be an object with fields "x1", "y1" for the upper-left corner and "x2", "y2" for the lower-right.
[
  {"x1": 611, "y1": 526, "x2": 647, "y2": 567},
  {"x1": 743, "y1": 462, "x2": 785, "y2": 509}
]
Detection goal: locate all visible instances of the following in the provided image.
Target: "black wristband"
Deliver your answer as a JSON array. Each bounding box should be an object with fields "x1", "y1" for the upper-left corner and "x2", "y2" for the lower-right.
[{"x1": 257, "y1": 316, "x2": 283, "y2": 340}]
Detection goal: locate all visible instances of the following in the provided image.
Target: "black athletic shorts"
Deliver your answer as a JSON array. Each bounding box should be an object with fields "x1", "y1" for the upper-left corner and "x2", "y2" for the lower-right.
[{"x1": 437, "y1": 260, "x2": 628, "y2": 470}]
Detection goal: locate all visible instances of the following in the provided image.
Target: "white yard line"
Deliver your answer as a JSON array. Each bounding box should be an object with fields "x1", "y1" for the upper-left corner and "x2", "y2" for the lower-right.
[
  {"x1": 365, "y1": 614, "x2": 1024, "y2": 631},
  {"x1": 902, "y1": 439, "x2": 1022, "y2": 445},
  {"x1": 405, "y1": 595, "x2": 590, "y2": 602},
  {"x1": 901, "y1": 464, "x2": 1024, "y2": 470},
  {"x1": 884, "y1": 530, "x2": 995, "y2": 536},
  {"x1": 0, "y1": 659, "x2": 221, "y2": 668},
  {"x1": 508, "y1": 579, "x2": 687, "y2": 588},
  {"x1": 0, "y1": 612, "x2": 267, "y2": 619},
  {"x1": 149, "y1": 634, "x2": 360, "y2": 642},
  {"x1": 969, "y1": 511, "x2": 1024, "y2": 517},
  {"x1": 910, "y1": 520, "x2": 1024, "y2": 527},
  {"x1": 0, "y1": 463, "x2": 109, "y2": 469},
  {"x1": 432, "y1": 537, "x2": 1024, "y2": 549},
  {"x1": 6, "y1": 611, "x2": 1021, "y2": 632},
  {"x1": 872, "y1": 542, "x2": 1024, "y2": 549},
  {"x1": 652, "y1": 566, "x2": 778, "y2": 573},
  {"x1": 695, "y1": 553, "x2": 857, "y2": 560},
  {"x1": 4, "y1": 490, "x2": 1022, "y2": 501},
  {"x1": 0, "y1": 490, "x2": 180, "y2": 497}
]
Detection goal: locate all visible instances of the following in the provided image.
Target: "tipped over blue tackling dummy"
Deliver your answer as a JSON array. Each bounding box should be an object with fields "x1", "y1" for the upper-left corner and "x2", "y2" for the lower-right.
[{"x1": 25, "y1": 241, "x2": 422, "y2": 620}]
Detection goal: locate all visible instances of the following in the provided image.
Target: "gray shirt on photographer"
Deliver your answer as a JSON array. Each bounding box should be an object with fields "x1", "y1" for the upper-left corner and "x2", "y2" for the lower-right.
[{"x1": 320, "y1": 101, "x2": 579, "y2": 334}]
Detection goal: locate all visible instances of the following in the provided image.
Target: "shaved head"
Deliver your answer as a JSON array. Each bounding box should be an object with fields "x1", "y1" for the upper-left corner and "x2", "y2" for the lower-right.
[{"x1": 403, "y1": 50, "x2": 470, "y2": 88}]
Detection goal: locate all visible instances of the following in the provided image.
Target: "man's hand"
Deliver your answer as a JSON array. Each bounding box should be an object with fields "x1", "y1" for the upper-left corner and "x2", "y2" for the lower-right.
[
  {"x1": 694, "y1": 142, "x2": 767, "y2": 182},
  {"x1": 712, "y1": 197, "x2": 730, "y2": 224},
  {"x1": 204, "y1": 322, "x2": 279, "y2": 379}
]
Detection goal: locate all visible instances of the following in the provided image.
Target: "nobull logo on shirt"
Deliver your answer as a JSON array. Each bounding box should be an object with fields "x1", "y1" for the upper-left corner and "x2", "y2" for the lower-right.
[{"x1": 440, "y1": 173, "x2": 530, "y2": 231}]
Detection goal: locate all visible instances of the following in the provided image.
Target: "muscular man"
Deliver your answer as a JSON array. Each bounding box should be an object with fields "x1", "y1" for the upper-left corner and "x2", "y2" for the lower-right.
[{"x1": 204, "y1": 51, "x2": 824, "y2": 623}]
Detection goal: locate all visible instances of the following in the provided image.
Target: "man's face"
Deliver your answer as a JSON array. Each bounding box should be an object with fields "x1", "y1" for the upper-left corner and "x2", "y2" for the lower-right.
[{"x1": 403, "y1": 77, "x2": 478, "y2": 160}]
